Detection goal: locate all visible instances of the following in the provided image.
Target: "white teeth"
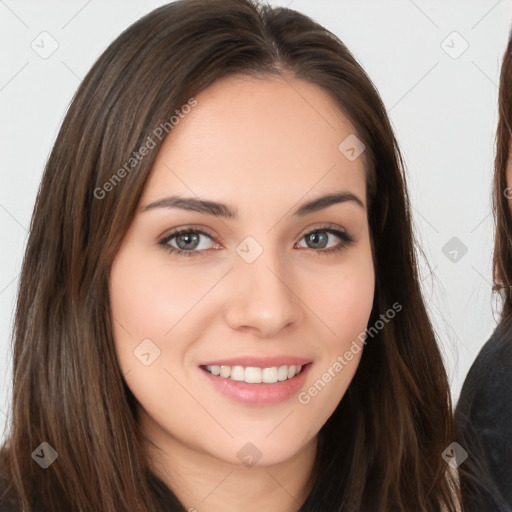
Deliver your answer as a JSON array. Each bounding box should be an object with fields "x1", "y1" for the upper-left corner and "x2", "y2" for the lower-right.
[
  {"x1": 244, "y1": 367, "x2": 261, "y2": 383},
  {"x1": 230, "y1": 366, "x2": 245, "y2": 381},
  {"x1": 277, "y1": 365, "x2": 289, "y2": 381},
  {"x1": 205, "y1": 364, "x2": 304, "y2": 383},
  {"x1": 262, "y1": 367, "x2": 278, "y2": 383},
  {"x1": 209, "y1": 365, "x2": 221, "y2": 376}
]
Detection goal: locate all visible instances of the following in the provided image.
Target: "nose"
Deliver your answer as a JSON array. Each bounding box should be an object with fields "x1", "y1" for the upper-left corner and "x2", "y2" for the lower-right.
[{"x1": 224, "y1": 248, "x2": 304, "y2": 338}]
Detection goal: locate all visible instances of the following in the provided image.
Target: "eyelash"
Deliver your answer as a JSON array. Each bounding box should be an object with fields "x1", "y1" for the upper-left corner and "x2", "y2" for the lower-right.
[{"x1": 158, "y1": 225, "x2": 356, "y2": 258}]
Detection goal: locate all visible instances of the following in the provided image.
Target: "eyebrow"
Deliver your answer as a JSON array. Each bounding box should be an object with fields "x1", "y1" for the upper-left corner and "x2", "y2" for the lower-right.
[{"x1": 141, "y1": 191, "x2": 365, "y2": 218}]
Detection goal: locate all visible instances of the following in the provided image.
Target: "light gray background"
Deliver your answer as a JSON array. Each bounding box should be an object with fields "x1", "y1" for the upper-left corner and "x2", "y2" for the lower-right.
[{"x1": 1, "y1": 0, "x2": 510, "y2": 444}]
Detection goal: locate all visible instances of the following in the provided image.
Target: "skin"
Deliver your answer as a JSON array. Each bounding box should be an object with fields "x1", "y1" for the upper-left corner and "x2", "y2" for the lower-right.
[{"x1": 109, "y1": 73, "x2": 375, "y2": 512}]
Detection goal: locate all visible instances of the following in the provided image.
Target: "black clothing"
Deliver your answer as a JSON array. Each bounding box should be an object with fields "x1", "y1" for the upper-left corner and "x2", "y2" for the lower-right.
[{"x1": 455, "y1": 318, "x2": 512, "y2": 512}]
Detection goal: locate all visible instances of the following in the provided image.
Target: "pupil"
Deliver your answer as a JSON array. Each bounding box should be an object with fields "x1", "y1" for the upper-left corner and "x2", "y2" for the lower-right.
[
  {"x1": 309, "y1": 232, "x2": 327, "y2": 248},
  {"x1": 177, "y1": 233, "x2": 199, "y2": 250}
]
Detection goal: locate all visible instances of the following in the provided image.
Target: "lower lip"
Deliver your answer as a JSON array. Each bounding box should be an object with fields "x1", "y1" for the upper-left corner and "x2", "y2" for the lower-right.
[{"x1": 199, "y1": 363, "x2": 313, "y2": 406}]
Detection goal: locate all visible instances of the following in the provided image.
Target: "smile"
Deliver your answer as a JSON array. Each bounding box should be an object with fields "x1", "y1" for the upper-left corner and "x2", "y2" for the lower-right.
[
  {"x1": 199, "y1": 362, "x2": 313, "y2": 405},
  {"x1": 202, "y1": 364, "x2": 304, "y2": 384}
]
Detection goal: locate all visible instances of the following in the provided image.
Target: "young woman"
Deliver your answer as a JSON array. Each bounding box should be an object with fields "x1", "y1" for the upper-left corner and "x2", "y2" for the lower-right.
[
  {"x1": 0, "y1": 1, "x2": 460, "y2": 510},
  {"x1": 455, "y1": 28, "x2": 512, "y2": 512}
]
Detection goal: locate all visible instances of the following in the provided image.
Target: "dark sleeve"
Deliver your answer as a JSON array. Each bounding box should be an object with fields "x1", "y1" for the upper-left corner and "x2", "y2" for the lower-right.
[{"x1": 455, "y1": 324, "x2": 512, "y2": 512}]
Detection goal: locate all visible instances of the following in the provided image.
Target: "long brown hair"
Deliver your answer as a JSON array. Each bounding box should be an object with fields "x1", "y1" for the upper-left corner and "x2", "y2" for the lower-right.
[
  {"x1": 0, "y1": 1, "x2": 459, "y2": 510},
  {"x1": 493, "y1": 27, "x2": 512, "y2": 321}
]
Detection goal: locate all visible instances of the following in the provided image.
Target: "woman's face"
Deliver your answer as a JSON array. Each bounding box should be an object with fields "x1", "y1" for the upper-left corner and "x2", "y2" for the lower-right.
[{"x1": 109, "y1": 74, "x2": 375, "y2": 468}]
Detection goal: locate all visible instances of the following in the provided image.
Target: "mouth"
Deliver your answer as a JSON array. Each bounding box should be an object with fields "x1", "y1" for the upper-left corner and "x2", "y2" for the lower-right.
[
  {"x1": 200, "y1": 363, "x2": 308, "y2": 384},
  {"x1": 198, "y1": 361, "x2": 313, "y2": 405}
]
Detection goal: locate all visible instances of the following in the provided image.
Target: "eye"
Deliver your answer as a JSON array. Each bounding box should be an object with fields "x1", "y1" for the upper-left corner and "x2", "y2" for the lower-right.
[
  {"x1": 158, "y1": 227, "x2": 219, "y2": 258},
  {"x1": 158, "y1": 225, "x2": 356, "y2": 258},
  {"x1": 295, "y1": 226, "x2": 355, "y2": 255}
]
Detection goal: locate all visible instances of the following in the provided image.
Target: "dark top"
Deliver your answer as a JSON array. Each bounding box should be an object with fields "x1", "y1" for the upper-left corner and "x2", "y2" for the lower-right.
[
  {"x1": 455, "y1": 318, "x2": 512, "y2": 512},
  {"x1": 0, "y1": 477, "x2": 18, "y2": 512},
  {"x1": 0, "y1": 470, "x2": 186, "y2": 512}
]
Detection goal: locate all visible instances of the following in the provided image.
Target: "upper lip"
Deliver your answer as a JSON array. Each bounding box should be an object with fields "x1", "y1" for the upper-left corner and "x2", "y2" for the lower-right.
[{"x1": 199, "y1": 356, "x2": 313, "y2": 368}]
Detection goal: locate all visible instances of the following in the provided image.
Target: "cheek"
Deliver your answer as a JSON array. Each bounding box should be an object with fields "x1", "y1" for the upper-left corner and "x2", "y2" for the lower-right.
[
  {"x1": 295, "y1": 254, "x2": 374, "y2": 438},
  {"x1": 332, "y1": 268, "x2": 374, "y2": 343},
  {"x1": 306, "y1": 245, "x2": 375, "y2": 350},
  {"x1": 109, "y1": 248, "x2": 211, "y2": 345},
  {"x1": 109, "y1": 249, "x2": 177, "y2": 373},
  {"x1": 108, "y1": 250, "x2": 202, "y2": 418}
]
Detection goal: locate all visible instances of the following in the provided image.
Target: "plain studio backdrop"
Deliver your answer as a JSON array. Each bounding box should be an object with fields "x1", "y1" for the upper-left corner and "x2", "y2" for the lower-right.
[{"x1": 0, "y1": 0, "x2": 510, "y2": 445}]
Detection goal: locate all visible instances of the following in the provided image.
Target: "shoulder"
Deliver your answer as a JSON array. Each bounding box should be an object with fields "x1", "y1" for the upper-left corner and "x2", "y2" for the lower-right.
[
  {"x1": 455, "y1": 318, "x2": 512, "y2": 510},
  {"x1": 456, "y1": 320, "x2": 512, "y2": 421}
]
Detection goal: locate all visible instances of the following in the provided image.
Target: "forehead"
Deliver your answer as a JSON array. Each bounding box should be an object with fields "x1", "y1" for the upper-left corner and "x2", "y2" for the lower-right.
[{"x1": 142, "y1": 74, "x2": 367, "y2": 210}]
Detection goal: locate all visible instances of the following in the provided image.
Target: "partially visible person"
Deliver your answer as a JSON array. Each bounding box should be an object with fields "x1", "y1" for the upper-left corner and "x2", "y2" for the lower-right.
[{"x1": 455, "y1": 26, "x2": 512, "y2": 512}]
